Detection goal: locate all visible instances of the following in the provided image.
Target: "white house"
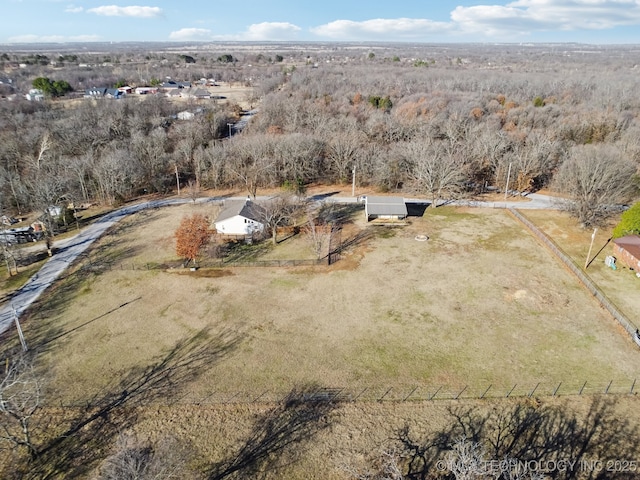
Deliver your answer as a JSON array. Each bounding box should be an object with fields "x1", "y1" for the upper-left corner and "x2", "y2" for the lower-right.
[{"x1": 214, "y1": 199, "x2": 265, "y2": 236}]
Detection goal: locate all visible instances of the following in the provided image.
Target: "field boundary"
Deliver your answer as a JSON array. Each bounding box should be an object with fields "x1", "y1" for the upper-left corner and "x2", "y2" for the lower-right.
[
  {"x1": 508, "y1": 208, "x2": 639, "y2": 342},
  {"x1": 54, "y1": 379, "x2": 640, "y2": 407}
]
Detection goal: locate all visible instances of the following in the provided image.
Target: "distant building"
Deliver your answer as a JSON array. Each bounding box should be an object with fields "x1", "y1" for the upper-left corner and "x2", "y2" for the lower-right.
[
  {"x1": 613, "y1": 235, "x2": 640, "y2": 271},
  {"x1": 25, "y1": 88, "x2": 44, "y2": 101},
  {"x1": 135, "y1": 86, "x2": 158, "y2": 95},
  {"x1": 84, "y1": 87, "x2": 123, "y2": 99}
]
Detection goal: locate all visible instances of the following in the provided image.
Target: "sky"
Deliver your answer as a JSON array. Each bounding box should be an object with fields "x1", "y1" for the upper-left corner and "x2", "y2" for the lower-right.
[{"x1": 4, "y1": 0, "x2": 640, "y2": 44}]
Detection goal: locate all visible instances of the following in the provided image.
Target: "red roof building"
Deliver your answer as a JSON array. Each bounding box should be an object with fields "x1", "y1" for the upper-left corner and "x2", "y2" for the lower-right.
[{"x1": 613, "y1": 235, "x2": 640, "y2": 271}]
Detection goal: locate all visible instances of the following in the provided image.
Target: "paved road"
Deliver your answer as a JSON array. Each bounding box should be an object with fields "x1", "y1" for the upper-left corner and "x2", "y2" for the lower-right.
[
  {"x1": 0, "y1": 192, "x2": 558, "y2": 337},
  {"x1": 0, "y1": 197, "x2": 221, "y2": 337}
]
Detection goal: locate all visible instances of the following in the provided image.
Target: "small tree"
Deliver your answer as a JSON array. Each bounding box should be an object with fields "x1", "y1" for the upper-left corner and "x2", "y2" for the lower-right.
[
  {"x1": 174, "y1": 214, "x2": 210, "y2": 267},
  {"x1": 259, "y1": 195, "x2": 300, "y2": 245},
  {"x1": 0, "y1": 352, "x2": 42, "y2": 459},
  {"x1": 612, "y1": 202, "x2": 640, "y2": 238}
]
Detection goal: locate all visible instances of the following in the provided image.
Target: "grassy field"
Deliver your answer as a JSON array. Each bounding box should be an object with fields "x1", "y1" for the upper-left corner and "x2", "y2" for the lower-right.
[
  {"x1": 18, "y1": 202, "x2": 640, "y2": 407},
  {"x1": 523, "y1": 209, "x2": 640, "y2": 325},
  {"x1": 2, "y1": 200, "x2": 639, "y2": 479}
]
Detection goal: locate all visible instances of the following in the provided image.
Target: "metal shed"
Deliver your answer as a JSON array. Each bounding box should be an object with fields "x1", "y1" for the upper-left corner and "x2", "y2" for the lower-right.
[{"x1": 364, "y1": 196, "x2": 408, "y2": 222}]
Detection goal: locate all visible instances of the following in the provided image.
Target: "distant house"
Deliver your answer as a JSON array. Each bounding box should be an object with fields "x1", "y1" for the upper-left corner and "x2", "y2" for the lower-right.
[
  {"x1": 176, "y1": 111, "x2": 195, "y2": 120},
  {"x1": 135, "y1": 86, "x2": 158, "y2": 95},
  {"x1": 165, "y1": 89, "x2": 182, "y2": 98},
  {"x1": 364, "y1": 196, "x2": 407, "y2": 222},
  {"x1": 84, "y1": 87, "x2": 123, "y2": 99},
  {"x1": 214, "y1": 199, "x2": 265, "y2": 236},
  {"x1": 25, "y1": 88, "x2": 44, "y2": 101},
  {"x1": 613, "y1": 235, "x2": 640, "y2": 271},
  {"x1": 117, "y1": 86, "x2": 133, "y2": 94},
  {"x1": 181, "y1": 87, "x2": 211, "y2": 99}
]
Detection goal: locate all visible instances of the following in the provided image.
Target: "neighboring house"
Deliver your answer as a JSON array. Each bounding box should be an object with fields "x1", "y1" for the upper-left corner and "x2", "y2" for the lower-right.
[
  {"x1": 135, "y1": 86, "x2": 158, "y2": 95},
  {"x1": 25, "y1": 88, "x2": 44, "y2": 101},
  {"x1": 181, "y1": 87, "x2": 212, "y2": 99},
  {"x1": 214, "y1": 199, "x2": 266, "y2": 236},
  {"x1": 364, "y1": 196, "x2": 408, "y2": 222},
  {"x1": 160, "y1": 80, "x2": 191, "y2": 91},
  {"x1": 84, "y1": 87, "x2": 123, "y2": 99},
  {"x1": 176, "y1": 111, "x2": 195, "y2": 120},
  {"x1": 117, "y1": 86, "x2": 133, "y2": 94},
  {"x1": 613, "y1": 235, "x2": 640, "y2": 271}
]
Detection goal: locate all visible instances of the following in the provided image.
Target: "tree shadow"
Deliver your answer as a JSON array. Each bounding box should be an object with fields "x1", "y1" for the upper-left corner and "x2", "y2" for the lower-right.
[
  {"x1": 17, "y1": 327, "x2": 241, "y2": 479},
  {"x1": 208, "y1": 386, "x2": 341, "y2": 480},
  {"x1": 396, "y1": 396, "x2": 640, "y2": 480}
]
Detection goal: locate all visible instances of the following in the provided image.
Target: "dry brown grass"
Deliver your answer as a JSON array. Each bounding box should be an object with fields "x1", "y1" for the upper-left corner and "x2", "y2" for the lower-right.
[
  {"x1": 5, "y1": 200, "x2": 640, "y2": 479},
  {"x1": 21, "y1": 203, "x2": 640, "y2": 409},
  {"x1": 523, "y1": 209, "x2": 640, "y2": 327}
]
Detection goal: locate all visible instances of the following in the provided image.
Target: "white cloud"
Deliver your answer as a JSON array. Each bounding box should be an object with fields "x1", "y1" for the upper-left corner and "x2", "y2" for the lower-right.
[
  {"x1": 170, "y1": 22, "x2": 301, "y2": 42},
  {"x1": 169, "y1": 28, "x2": 214, "y2": 41},
  {"x1": 311, "y1": 18, "x2": 452, "y2": 40},
  {"x1": 244, "y1": 22, "x2": 301, "y2": 40},
  {"x1": 65, "y1": 4, "x2": 83, "y2": 13},
  {"x1": 8, "y1": 34, "x2": 101, "y2": 43},
  {"x1": 87, "y1": 5, "x2": 162, "y2": 18},
  {"x1": 451, "y1": 0, "x2": 640, "y2": 36},
  {"x1": 308, "y1": 1, "x2": 640, "y2": 41}
]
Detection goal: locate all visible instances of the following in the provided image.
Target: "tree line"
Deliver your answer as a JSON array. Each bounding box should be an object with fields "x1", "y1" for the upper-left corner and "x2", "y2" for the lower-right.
[{"x1": 1, "y1": 44, "x2": 639, "y2": 229}]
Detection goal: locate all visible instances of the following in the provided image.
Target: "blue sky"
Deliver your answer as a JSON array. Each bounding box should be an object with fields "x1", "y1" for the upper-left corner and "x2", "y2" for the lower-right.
[{"x1": 4, "y1": 0, "x2": 640, "y2": 44}]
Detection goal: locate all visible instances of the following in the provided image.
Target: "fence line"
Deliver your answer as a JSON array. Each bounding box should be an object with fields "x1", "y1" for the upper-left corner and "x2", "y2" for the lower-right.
[
  {"x1": 55, "y1": 380, "x2": 639, "y2": 407},
  {"x1": 80, "y1": 257, "x2": 327, "y2": 272},
  {"x1": 508, "y1": 208, "x2": 638, "y2": 342}
]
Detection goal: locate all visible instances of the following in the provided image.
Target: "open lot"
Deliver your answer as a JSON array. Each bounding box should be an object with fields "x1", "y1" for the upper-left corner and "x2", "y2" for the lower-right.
[{"x1": 21, "y1": 202, "x2": 640, "y2": 407}]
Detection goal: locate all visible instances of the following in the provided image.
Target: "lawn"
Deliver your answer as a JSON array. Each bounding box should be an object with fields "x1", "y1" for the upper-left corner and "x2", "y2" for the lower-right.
[
  {"x1": 22, "y1": 202, "x2": 640, "y2": 407},
  {"x1": 523, "y1": 209, "x2": 640, "y2": 329}
]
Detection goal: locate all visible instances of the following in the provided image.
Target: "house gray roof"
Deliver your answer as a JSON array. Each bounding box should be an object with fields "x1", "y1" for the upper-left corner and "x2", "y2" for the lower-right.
[
  {"x1": 365, "y1": 196, "x2": 407, "y2": 216},
  {"x1": 215, "y1": 200, "x2": 265, "y2": 224}
]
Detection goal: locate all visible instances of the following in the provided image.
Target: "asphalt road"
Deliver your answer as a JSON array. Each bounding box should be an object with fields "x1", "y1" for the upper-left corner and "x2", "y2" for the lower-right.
[{"x1": 0, "y1": 192, "x2": 559, "y2": 337}]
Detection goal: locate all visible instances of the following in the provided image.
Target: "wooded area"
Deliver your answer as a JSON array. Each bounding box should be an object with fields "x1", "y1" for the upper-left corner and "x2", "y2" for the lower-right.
[{"x1": 1, "y1": 43, "x2": 639, "y2": 227}]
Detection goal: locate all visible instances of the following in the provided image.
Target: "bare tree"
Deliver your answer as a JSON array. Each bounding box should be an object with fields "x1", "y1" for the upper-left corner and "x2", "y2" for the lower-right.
[
  {"x1": 226, "y1": 135, "x2": 275, "y2": 199},
  {"x1": 404, "y1": 140, "x2": 469, "y2": 206},
  {"x1": 553, "y1": 144, "x2": 637, "y2": 226},
  {"x1": 342, "y1": 449, "x2": 405, "y2": 480},
  {"x1": 99, "y1": 434, "x2": 188, "y2": 480},
  {"x1": 0, "y1": 352, "x2": 42, "y2": 459},
  {"x1": 304, "y1": 207, "x2": 332, "y2": 260},
  {"x1": 259, "y1": 194, "x2": 301, "y2": 245}
]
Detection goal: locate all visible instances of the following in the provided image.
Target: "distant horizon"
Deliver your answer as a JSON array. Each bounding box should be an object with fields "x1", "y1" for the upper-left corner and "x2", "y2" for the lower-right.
[
  {"x1": 3, "y1": 40, "x2": 640, "y2": 51},
  {"x1": 6, "y1": 1, "x2": 640, "y2": 45}
]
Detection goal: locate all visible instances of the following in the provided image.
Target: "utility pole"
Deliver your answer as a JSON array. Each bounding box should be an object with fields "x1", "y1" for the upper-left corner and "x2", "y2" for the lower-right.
[
  {"x1": 504, "y1": 162, "x2": 512, "y2": 200},
  {"x1": 351, "y1": 165, "x2": 356, "y2": 197},
  {"x1": 13, "y1": 306, "x2": 27, "y2": 352},
  {"x1": 174, "y1": 164, "x2": 180, "y2": 196},
  {"x1": 227, "y1": 123, "x2": 233, "y2": 138},
  {"x1": 585, "y1": 228, "x2": 597, "y2": 269}
]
